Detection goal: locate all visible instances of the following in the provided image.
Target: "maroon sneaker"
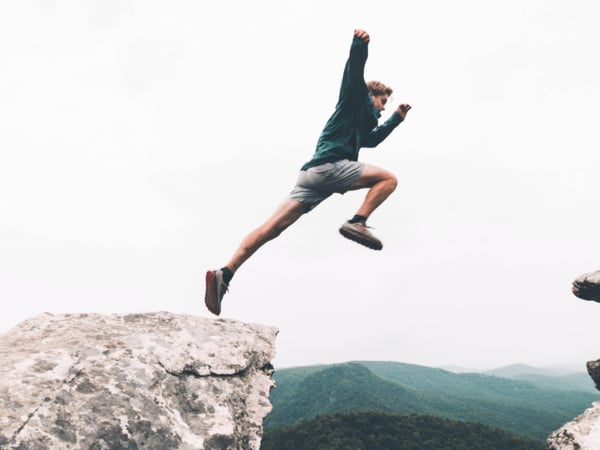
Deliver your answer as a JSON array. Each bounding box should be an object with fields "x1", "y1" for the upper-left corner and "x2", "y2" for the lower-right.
[{"x1": 205, "y1": 270, "x2": 229, "y2": 316}]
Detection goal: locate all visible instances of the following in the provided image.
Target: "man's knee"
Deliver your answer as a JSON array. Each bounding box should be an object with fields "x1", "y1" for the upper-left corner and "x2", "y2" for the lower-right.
[{"x1": 385, "y1": 172, "x2": 398, "y2": 192}]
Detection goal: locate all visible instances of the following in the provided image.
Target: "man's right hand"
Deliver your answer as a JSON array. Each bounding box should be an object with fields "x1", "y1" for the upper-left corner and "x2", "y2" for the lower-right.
[{"x1": 354, "y1": 29, "x2": 370, "y2": 43}]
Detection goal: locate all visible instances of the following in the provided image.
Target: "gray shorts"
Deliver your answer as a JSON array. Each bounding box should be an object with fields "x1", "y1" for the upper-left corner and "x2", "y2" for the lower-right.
[{"x1": 288, "y1": 160, "x2": 364, "y2": 212}]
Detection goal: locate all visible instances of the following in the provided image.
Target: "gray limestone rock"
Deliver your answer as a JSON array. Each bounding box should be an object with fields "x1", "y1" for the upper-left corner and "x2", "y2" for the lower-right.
[
  {"x1": 572, "y1": 270, "x2": 600, "y2": 302},
  {"x1": 588, "y1": 359, "x2": 600, "y2": 391},
  {"x1": 547, "y1": 401, "x2": 600, "y2": 450},
  {"x1": 547, "y1": 270, "x2": 600, "y2": 448},
  {"x1": 0, "y1": 312, "x2": 278, "y2": 449}
]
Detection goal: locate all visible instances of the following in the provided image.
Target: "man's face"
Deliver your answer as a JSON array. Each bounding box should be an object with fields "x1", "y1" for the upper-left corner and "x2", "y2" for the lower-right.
[{"x1": 371, "y1": 93, "x2": 389, "y2": 112}]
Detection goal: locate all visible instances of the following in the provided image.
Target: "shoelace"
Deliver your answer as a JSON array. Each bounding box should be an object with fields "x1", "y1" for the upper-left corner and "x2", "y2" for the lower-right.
[
  {"x1": 354, "y1": 222, "x2": 375, "y2": 232},
  {"x1": 219, "y1": 280, "x2": 230, "y2": 296}
]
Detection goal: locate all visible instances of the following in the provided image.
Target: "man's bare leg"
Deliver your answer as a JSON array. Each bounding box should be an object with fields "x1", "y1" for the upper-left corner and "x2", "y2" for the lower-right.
[
  {"x1": 205, "y1": 198, "x2": 306, "y2": 315},
  {"x1": 225, "y1": 198, "x2": 306, "y2": 273},
  {"x1": 339, "y1": 164, "x2": 397, "y2": 250},
  {"x1": 350, "y1": 163, "x2": 398, "y2": 218}
]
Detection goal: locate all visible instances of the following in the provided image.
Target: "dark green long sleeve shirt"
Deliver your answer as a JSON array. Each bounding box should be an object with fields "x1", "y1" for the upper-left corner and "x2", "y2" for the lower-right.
[{"x1": 301, "y1": 35, "x2": 404, "y2": 171}]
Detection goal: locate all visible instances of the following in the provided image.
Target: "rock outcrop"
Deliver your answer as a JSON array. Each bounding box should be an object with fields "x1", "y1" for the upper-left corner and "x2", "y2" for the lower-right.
[
  {"x1": 0, "y1": 312, "x2": 278, "y2": 449},
  {"x1": 588, "y1": 360, "x2": 600, "y2": 391},
  {"x1": 547, "y1": 271, "x2": 600, "y2": 449},
  {"x1": 572, "y1": 269, "x2": 600, "y2": 302},
  {"x1": 547, "y1": 402, "x2": 600, "y2": 450}
]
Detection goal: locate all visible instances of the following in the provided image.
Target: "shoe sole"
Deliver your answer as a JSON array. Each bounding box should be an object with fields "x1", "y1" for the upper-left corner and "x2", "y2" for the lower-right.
[
  {"x1": 339, "y1": 227, "x2": 383, "y2": 250},
  {"x1": 204, "y1": 271, "x2": 221, "y2": 316}
]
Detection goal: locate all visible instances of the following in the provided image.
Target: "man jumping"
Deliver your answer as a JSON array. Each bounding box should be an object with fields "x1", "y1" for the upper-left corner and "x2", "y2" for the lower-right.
[{"x1": 205, "y1": 29, "x2": 411, "y2": 315}]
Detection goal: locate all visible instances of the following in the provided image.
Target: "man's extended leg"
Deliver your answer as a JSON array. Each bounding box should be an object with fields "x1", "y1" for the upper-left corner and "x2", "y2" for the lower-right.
[
  {"x1": 205, "y1": 198, "x2": 306, "y2": 315},
  {"x1": 339, "y1": 164, "x2": 397, "y2": 250},
  {"x1": 225, "y1": 199, "x2": 306, "y2": 272}
]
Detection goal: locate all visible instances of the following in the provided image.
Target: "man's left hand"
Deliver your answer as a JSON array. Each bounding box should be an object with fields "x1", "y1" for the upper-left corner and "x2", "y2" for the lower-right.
[{"x1": 397, "y1": 103, "x2": 412, "y2": 119}]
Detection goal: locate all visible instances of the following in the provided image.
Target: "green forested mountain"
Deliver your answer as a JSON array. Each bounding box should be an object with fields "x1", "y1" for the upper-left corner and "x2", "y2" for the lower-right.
[
  {"x1": 266, "y1": 361, "x2": 599, "y2": 441},
  {"x1": 261, "y1": 411, "x2": 546, "y2": 450}
]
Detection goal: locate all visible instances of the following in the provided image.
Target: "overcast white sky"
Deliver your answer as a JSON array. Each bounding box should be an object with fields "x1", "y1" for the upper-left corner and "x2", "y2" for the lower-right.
[{"x1": 1, "y1": 0, "x2": 599, "y2": 371}]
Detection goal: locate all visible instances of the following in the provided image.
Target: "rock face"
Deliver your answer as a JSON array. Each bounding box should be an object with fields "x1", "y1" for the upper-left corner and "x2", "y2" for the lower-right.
[
  {"x1": 547, "y1": 402, "x2": 600, "y2": 450},
  {"x1": 589, "y1": 360, "x2": 600, "y2": 391},
  {"x1": 547, "y1": 271, "x2": 600, "y2": 449},
  {"x1": 572, "y1": 269, "x2": 600, "y2": 302},
  {"x1": 547, "y1": 360, "x2": 600, "y2": 450},
  {"x1": 0, "y1": 312, "x2": 278, "y2": 449}
]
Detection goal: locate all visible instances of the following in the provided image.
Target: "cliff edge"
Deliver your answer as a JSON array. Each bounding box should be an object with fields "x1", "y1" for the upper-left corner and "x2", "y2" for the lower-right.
[
  {"x1": 0, "y1": 312, "x2": 277, "y2": 449},
  {"x1": 572, "y1": 269, "x2": 600, "y2": 303},
  {"x1": 547, "y1": 270, "x2": 600, "y2": 449}
]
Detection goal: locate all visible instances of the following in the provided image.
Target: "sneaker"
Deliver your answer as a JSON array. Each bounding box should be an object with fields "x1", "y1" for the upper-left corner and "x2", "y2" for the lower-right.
[
  {"x1": 339, "y1": 221, "x2": 383, "y2": 250},
  {"x1": 205, "y1": 269, "x2": 229, "y2": 316}
]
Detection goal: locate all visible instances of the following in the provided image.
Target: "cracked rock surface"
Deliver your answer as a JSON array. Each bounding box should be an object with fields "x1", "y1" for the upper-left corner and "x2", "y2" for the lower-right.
[{"x1": 0, "y1": 312, "x2": 277, "y2": 449}]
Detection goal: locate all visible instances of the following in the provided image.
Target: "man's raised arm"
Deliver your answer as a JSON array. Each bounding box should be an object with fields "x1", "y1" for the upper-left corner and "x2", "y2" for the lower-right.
[{"x1": 337, "y1": 29, "x2": 371, "y2": 103}]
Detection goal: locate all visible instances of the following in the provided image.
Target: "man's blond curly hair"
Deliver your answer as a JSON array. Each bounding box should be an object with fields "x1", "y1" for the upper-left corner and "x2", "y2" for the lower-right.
[{"x1": 367, "y1": 80, "x2": 393, "y2": 97}]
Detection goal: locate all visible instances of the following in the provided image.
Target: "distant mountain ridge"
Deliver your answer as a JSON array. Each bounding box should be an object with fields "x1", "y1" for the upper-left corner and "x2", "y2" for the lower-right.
[
  {"x1": 267, "y1": 361, "x2": 600, "y2": 441},
  {"x1": 440, "y1": 362, "x2": 585, "y2": 376},
  {"x1": 484, "y1": 363, "x2": 583, "y2": 378},
  {"x1": 439, "y1": 362, "x2": 597, "y2": 393},
  {"x1": 450, "y1": 363, "x2": 598, "y2": 393}
]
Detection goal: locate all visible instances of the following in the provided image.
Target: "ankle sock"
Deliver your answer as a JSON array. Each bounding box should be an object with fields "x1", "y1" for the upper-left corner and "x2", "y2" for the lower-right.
[
  {"x1": 349, "y1": 215, "x2": 367, "y2": 224},
  {"x1": 221, "y1": 267, "x2": 234, "y2": 284}
]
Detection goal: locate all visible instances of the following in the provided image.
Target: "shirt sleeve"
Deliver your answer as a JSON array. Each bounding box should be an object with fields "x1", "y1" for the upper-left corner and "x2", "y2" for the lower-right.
[
  {"x1": 361, "y1": 112, "x2": 404, "y2": 148},
  {"x1": 337, "y1": 35, "x2": 369, "y2": 105}
]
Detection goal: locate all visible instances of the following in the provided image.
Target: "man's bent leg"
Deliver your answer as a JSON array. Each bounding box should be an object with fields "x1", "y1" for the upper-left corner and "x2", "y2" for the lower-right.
[
  {"x1": 339, "y1": 164, "x2": 397, "y2": 250},
  {"x1": 349, "y1": 164, "x2": 398, "y2": 219}
]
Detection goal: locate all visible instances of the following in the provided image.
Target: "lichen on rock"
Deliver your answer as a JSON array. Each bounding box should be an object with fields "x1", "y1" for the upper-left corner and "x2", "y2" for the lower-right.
[{"x1": 0, "y1": 312, "x2": 277, "y2": 449}]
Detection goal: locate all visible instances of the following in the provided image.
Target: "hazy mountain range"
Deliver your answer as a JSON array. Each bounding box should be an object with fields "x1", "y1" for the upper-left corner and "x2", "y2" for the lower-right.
[{"x1": 266, "y1": 361, "x2": 599, "y2": 443}]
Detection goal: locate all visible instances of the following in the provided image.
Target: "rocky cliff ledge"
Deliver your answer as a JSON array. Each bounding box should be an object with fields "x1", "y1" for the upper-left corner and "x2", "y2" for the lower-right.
[
  {"x1": 547, "y1": 402, "x2": 600, "y2": 450},
  {"x1": 547, "y1": 270, "x2": 600, "y2": 449},
  {"x1": 0, "y1": 312, "x2": 277, "y2": 449},
  {"x1": 572, "y1": 269, "x2": 600, "y2": 303}
]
